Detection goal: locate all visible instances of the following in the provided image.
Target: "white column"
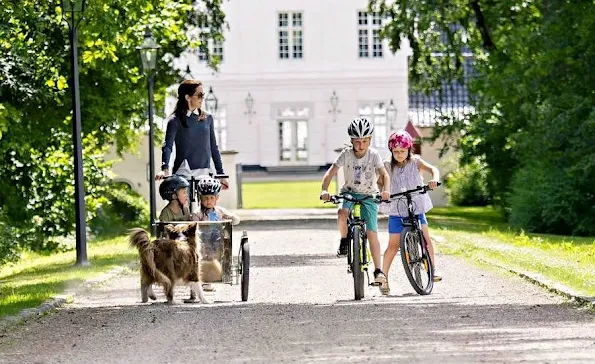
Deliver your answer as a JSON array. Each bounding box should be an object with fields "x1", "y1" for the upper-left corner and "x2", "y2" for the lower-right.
[{"x1": 218, "y1": 150, "x2": 239, "y2": 209}]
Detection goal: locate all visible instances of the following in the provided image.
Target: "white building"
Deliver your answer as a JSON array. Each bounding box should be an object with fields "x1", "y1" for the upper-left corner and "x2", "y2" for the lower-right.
[
  {"x1": 110, "y1": 1, "x2": 465, "y2": 210},
  {"x1": 169, "y1": 0, "x2": 411, "y2": 170}
]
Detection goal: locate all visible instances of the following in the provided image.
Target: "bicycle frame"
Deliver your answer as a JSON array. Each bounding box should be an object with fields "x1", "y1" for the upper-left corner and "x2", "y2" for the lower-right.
[
  {"x1": 325, "y1": 192, "x2": 382, "y2": 300},
  {"x1": 387, "y1": 183, "x2": 441, "y2": 295},
  {"x1": 346, "y1": 201, "x2": 369, "y2": 273},
  {"x1": 399, "y1": 192, "x2": 427, "y2": 254}
]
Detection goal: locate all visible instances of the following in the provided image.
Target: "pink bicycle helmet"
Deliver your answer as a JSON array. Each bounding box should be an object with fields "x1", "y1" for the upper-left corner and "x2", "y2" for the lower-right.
[{"x1": 388, "y1": 130, "x2": 414, "y2": 150}]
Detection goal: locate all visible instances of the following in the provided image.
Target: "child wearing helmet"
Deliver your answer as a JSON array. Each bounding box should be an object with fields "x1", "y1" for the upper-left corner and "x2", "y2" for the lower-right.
[
  {"x1": 190, "y1": 175, "x2": 240, "y2": 225},
  {"x1": 377, "y1": 130, "x2": 442, "y2": 295},
  {"x1": 190, "y1": 175, "x2": 240, "y2": 291},
  {"x1": 320, "y1": 117, "x2": 391, "y2": 287},
  {"x1": 158, "y1": 175, "x2": 191, "y2": 221}
]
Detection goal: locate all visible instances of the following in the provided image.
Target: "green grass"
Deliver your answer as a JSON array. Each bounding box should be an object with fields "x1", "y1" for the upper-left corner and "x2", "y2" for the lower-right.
[
  {"x1": 0, "y1": 236, "x2": 137, "y2": 319},
  {"x1": 242, "y1": 180, "x2": 337, "y2": 209},
  {"x1": 2, "y1": 201, "x2": 592, "y2": 319},
  {"x1": 428, "y1": 206, "x2": 595, "y2": 297}
]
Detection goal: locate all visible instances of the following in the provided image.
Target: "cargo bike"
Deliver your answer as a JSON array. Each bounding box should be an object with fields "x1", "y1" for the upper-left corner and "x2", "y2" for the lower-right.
[{"x1": 154, "y1": 173, "x2": 250, "y2": 302}]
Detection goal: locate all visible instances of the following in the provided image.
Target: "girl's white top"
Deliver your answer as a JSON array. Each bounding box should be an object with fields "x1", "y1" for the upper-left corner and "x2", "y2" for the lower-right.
[{"x1": 379, "y1": 156, "x2": 433, "y2": 216}]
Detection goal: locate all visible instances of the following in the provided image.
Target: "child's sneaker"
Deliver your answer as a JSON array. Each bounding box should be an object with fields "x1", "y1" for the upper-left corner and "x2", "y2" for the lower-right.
[
  {"x1": 433, "y1": 268, "x2": 443, "y2": 282},
  {"x1": 337, "y1": 238, "x2": 348, "y2": 257},
  {"x1": 373, "y1": 268, "x2": 387, "y2": 286}
]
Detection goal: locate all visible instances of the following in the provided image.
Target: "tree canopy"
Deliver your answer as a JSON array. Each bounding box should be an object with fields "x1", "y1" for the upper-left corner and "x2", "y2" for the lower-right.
[
  {"x1": 369, "y1": 0, "x2": 595, "y2": 235},
  {"x1": 0, "y1": 0, "x2": 225, "y2": 264}
]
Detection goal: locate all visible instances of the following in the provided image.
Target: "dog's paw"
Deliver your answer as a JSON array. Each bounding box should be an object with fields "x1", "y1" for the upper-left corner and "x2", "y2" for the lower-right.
[
  {"x1": 183, "y1": 298, "x2": 197, "y2": 304},
  {"x1": 148, "y1": 286, "x2": 157, "y2": 300}
]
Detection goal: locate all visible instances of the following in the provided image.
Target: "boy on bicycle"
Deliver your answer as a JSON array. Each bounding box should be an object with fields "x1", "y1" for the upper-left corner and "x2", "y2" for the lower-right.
[{"x1": 320, "y1": 117, "x2": 391, "y2": 286}]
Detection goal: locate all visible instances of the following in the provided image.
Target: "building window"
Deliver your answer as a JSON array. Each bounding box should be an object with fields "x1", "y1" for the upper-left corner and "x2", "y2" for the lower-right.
[
  {"x1": 277, "y1": 107, "x2": 309, "y2": 162},
  {"x1": 359, "y1": 103, "x2": 388, "y2": 148},
  {"x1": 197, "y1": 31, "x2": 224, "y2": 62},
  {"x1": 278, "y1": 12, "x2": 304, "y2": 59},
  {"x1": 213, "y1": 108, "x2": 227, "y2": 150},
  {"x1": 358, "y1": 11, "x2": 383, "y2": 58}
]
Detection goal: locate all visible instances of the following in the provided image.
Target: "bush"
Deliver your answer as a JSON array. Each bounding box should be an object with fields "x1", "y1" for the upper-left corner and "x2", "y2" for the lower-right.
[
  {"x1": 445, "y1": 158, "x2": 492, "y2": 206},
  {"x1": 89, "y1": 182, "x2": 150, "y2": 237},
  {"x1": 508, "y1": 153, "x2": 595, "y2": 236},
  {"x1": 0, "y1": 210, "x2": 20, "y2": 267}
]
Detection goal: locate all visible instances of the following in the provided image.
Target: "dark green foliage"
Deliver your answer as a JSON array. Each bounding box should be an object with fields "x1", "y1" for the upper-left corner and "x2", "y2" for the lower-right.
[
  {"x1": 371, "y1": 0, "x2": 595, "y2": 235},
  {"x1": 0, "y1": 210, "x2": 19, "y2": 267},
  {"x1": 90, "y1": 182, "x2": 150, "y2": 238},
  {"x1": 0, "y1": 0, "x2": 226, "y2": 265},
  {"x1": 445, "y1": 159, "x2": 491, "y2": 207}
]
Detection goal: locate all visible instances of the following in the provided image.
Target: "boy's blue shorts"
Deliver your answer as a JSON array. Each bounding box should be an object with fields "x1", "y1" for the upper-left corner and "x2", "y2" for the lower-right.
[
  {"x1": 388, "y1": 214, "x2": 428, "y2": 234},
  {"x1": 341, "y1": 193, "x2": 379, "y2": 232}
]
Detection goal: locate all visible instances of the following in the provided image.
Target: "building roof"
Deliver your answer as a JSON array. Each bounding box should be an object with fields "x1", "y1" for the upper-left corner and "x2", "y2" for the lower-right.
[{"x1": 404, "y1": 120, "x2": 422, "y2": 139}]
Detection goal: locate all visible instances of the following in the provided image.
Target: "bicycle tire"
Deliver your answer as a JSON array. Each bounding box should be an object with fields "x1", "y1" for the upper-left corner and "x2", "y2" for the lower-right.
[
  {"x1": 399, "y1": 227, "x2": 433, "y2": 295},
  {"x1": 239, "y1": 238, "x2": 250, "y2": 301},
  {"x1": 352, "y1": 225, "x2": 365, "y2": 300}
]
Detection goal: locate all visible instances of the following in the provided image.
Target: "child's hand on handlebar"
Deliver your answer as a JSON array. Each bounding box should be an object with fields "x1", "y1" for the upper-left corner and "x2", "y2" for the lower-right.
[
  {"x1": 428, "y1": 180, "x2": 440, "y2": 190},
  {"x1": 381, "y1": 190, "x2": 390, "y2": 201},
  {"x1": 155, "y1": 169, "x2": 171, "y2": 180},
  {"x1": 320, "y1": 190, "x2": 330, "y2": 201}
]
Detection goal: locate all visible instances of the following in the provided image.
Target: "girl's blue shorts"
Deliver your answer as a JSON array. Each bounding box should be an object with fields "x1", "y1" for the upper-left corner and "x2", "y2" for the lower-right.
[{"x1": 388, "y1": 214, "x2": 428, "y2": 234}]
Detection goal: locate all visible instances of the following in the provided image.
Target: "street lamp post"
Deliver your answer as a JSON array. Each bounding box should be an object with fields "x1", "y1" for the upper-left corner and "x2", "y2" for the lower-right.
[
  {"x1": 181, "y1": 65, "x2": 194, "y2": 81},
  {"x1": 386, "y1": 99, "x2": 397, "y2": 130},
  {"x1": 204, "y1": 86, "x2": 218, "y2": 114},
  {"x1": 61, "y1": 0, "x2": 88, "y2": 266},
  {"x1": 137, "y1": 27, "x2": 160, "y2": 236}
]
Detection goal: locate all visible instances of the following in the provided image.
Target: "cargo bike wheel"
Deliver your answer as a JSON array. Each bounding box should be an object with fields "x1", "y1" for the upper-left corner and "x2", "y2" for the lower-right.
[{"x1": 237, "y1": 230, "x2": 250, "y2": 301}]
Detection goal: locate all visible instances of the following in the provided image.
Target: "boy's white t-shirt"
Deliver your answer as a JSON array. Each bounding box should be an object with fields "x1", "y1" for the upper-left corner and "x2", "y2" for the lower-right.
[{"x1": 334, "y1": 147, "x2": 384, "y2": 195}]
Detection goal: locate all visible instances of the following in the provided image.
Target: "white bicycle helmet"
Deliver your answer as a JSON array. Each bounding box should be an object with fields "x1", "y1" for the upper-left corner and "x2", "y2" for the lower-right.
[
  {"x1": 347, "y1": 117, "x2": 374, "y2": 138},
  {"x1": 196, "y1": 175, "x2": 222, "y2": 196}
]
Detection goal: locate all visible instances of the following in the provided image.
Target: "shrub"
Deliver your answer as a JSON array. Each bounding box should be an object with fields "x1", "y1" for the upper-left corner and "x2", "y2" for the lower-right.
[
  {"x1": 89, "y1": 182, "x2": 150, "y2": 237},
  {"x1": 0, "y1": 209, "x2": 20, "y2": 267},
  {"x1": 445, "y1": 158, "x2": 492, "y2": 206}
]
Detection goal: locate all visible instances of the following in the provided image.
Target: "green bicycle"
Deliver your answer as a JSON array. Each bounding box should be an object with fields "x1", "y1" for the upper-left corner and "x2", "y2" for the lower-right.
[{"x1": 326, "y1": 193, "x2": 381, "y2": 300}]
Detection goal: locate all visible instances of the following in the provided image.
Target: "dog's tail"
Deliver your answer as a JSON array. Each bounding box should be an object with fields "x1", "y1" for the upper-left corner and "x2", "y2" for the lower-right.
[{"x1": 128, "y1": 229, "x2": 172, "y2": 291}]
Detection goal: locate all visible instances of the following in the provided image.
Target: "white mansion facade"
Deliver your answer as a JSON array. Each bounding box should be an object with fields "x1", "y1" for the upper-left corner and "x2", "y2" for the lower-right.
[{"x1": 167, "y1": 0, "x2": 412, "y2": 170}]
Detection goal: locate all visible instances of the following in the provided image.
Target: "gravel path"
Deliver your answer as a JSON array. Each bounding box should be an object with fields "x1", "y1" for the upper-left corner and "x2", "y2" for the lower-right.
[{"x1": 1, "y1": 222, "x2": 593, "y2": 363}]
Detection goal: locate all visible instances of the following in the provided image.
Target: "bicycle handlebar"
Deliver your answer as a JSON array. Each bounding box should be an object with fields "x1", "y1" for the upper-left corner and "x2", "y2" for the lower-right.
[
  {"x1": 322, "y1": 193, "x2": 385, "y2": 205},
  {"x1": 388, "y1": 182, "x2": 442, "y2": 200}
]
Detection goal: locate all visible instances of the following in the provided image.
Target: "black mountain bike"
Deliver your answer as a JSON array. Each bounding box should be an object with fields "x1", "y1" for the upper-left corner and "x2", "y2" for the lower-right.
[
  {"x1": 387, "y1": 183, "x2": 440, "y2": 295},
  {"x1": 326, "y1": 193, "x2": 381, "y2": 300}
]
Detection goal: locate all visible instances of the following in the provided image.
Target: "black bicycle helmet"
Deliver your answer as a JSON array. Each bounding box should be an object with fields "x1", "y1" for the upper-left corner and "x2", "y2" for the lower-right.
[
  {"x1": 196, "y1": 176, "x2": 222, "y2": 196},
  {"x1": 159, "y1": 175, "x2": 189, "y2": 201}
]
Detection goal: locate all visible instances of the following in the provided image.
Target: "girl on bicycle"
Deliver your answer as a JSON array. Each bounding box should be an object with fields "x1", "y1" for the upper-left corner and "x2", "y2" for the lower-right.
[{"x1": 378, "y1": 130, "x2": 442, "y2": 295}]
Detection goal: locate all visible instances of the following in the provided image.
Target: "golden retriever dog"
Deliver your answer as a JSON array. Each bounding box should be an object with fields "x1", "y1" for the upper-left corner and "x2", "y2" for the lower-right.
[{"x1": 128, "y1": 222, "x2": 207, "y2": 304}]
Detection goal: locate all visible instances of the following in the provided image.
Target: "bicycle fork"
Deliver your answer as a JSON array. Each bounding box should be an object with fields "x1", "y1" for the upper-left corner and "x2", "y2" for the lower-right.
[{"x1": 347, "y1": 223, "x2": 374, "y2": 285}]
